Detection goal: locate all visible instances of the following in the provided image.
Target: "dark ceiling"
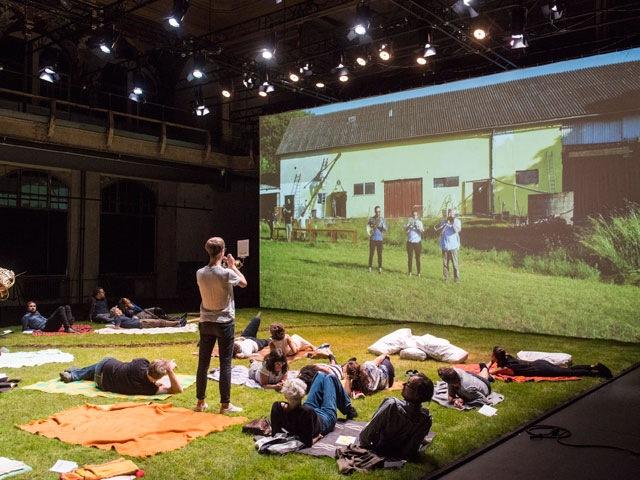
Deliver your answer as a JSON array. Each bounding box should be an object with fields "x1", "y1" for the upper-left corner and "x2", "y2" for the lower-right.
[{"x1": 1, "y1": 0, "x2": 639, "y2": 155}]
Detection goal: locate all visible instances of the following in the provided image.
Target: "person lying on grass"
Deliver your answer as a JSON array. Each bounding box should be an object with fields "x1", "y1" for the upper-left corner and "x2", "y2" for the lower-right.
[
  {"x1": 271, "y1": 367, "x2": 358, "y2": 448},
  {"x1": 59, "y1": 357, "x2": 183, "y2": 395},
  {"x1": 232, "y1": 313, "x2": 270, "y2": 359},
  {"x1": 358, "y1": 372, "x2": 434, "y2": 460},
  {"x1": 118, "y1": 297, "x2": 187, "y2": 323},
  {"x1": 107, "y1": 306, "x2": 187, "y2": 329},
  {"x1": 269, "y1": 323, "x2": 315, "y2": 356},
  {"x1": 438, "y1": 365, "x2": 493, "y2": 409},
  {"x1": 248, "y1": 349, "x2": 289, "y2": 391},
  {"x1": 343, "y1": 354, "x2": 395, "y2": 398},
  {"x1": 21, "y1": 300, "x2": 76, "y2": 333},
  {"x1": 490, "y1": 346, "x2": 613, "y2": 379}
]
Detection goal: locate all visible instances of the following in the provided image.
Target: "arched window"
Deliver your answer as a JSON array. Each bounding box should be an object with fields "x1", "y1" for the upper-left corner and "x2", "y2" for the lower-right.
[
  {"x1": 100, "y1": 180, "x2": 156, "y2": 274},
  {"x1": 0, "y1": 170, "x2": 69, "y2": 274}
]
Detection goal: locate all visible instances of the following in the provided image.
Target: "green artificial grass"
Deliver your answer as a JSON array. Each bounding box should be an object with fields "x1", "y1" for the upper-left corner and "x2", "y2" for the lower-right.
[
  {"x1": 1, "y1": 308, "x2": 639, "y2": 480},
  {"x1": 260, "y1": 240, "x2": 640, "y2": 342}
]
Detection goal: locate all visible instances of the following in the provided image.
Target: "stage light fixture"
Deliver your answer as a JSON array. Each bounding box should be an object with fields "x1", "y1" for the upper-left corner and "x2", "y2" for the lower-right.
[
  {"x1": 452, "y1": 0, "x2": 479, "y2": 18},
  {"x1": 542, "y1": 1, "x2": 564, "y2": 20},
  {"x1": 289, "y1": 71, "x2": 300, "y2": 82},
  {"x1": 298, "y1": 62, "x2": 313, "y2": 77},
  {"x1": 128, "y1": 73, "x2": 145, "y2": 102},
  {"x1": 416, "y1": 56, "x2": 427, "y2": 65},
  {"x1": 473, "y1": 27, "x2": 487, "y2": 40},
  {"x1": 243, "y1": 71, "x2": 258, "y2": 89},
  {"x1": 187, "y1": 53, "x2": 207, "y2": 82},
  {"x1": 39, "y1": 48, "x2": 61, "y2": 83},
  {"x1": 167, "y1": 0, "x2": 190, "y2": 28},
  {"x1": 315, "y1": 81, "x2": 325, "y2": 88},
  {"x1": 221, "y1": 88, "x2": 231, "y2": 98},
  {"x1": 378, "y1": 44, "x2": 391, "y2": 61},
  {"x1": 195, "y1": 104, "x2": 210, "y2": 116},
  {"x1": 509, "y1": 5, "x2": 528, "y2": 49},
  {"x1": 258, "y1": 81, "x2": 274, "y2": 97},
  {"x1": 39, "y1": 66, "x2": 60, "y2": 83},
  {"x1": 193, "y1": 87, "x2": 209, "y2": 116},
  {"x1": 356, "y1": 55, "x2": 367, "y2": 66},
  {"x1": 353, "y1": 1, "x2": 371, "y2": 35}
]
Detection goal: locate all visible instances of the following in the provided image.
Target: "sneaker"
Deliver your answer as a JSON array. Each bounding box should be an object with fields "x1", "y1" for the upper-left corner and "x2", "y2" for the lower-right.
[
  {"x1": 408, "y1": 272, "x2": 412, "y2": 276},
  {"x1": 346, "y1": 405, "x2": 358, "y2": 420},
  {"x1": 417, "y1": 273, "x2": 421, "y2": 277},
  {"x1": 317, "y1": 343, "x2": 331, "y2": 349},
  {"x1": 179, "y1": 317, "x2": 187, "y2": 327},
  {"x1": 378, "y1": 268, "x2": 382, "y2": 274},
  {"x1": 59, "y1": 371, "x2": 73, "y2": 383},
  {"x1": 220, "y1": 403, "x2": 243, "y2": 415},
  {"x1": 194, "y1": 401, "x2": 208, "y2": 412},
  {"x1": 368, "y1": 267, "x2": 372, "y2": 273},
  {"x1": 595, "y1": 363, "x2": 613, "y2": 379},
  {"x1": 64, "y1": 327, "x2": 77, "y2": 333}
]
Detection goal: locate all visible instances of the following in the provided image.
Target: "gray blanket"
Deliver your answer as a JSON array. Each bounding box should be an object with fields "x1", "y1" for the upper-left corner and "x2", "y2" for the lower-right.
[{"x1": 432, "y1": 381, "x2": 504, "y2": 410}]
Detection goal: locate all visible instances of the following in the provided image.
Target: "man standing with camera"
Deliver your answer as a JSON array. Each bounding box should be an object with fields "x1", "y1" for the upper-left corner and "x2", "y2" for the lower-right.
[
  {"x1": 195, "y1": 237, "x2": 247, "y2": 414},
  {"x1": 405, "y1": 208, "x2": 424, "y2": 277},
  {"x1": 367, "y1": 205, "x2": 387, "y2": 274},
  {"x1": 437, "y1": 208, "x2": 462, "y2": 282}
]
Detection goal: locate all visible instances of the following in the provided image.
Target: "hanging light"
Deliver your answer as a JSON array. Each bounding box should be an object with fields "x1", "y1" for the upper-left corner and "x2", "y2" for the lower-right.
[
  {"x1": 337, "y1": 63, "x2": 349, "y2": 82},
  {"x1": 452, "y1": 0, "x2": 479, "y2": 18},
  {"x1": 356, "y1": 55, "x2": 367, "y2": 66},
  {"x1": 258, "y1": 81, "x2": 274, "y2": 97},
  {"x1": 378, "y1": 44, "x2": 392, "y2": 61},
  {"x1": 187, "y1": 52, "x2": 206, "y2": 82},
  {"x1": 422, "y1": 32, "x2": 436, "y2": 58},
  {"x1": 315, "y1": 81, "x2": 325, "y2": 88},
  {"x1": 221, "y1": 88, "x2": 232, "y2": 98},
  {"x1": 473, "y1": 27, "x2": 487, "y2": 40},
  {"x1": 416, "y1": 56, "x2": 427, "y2": 65},
  {"x1": 38, "y1": 48, "x2": 61, "y2": 83},
  {"x1": 193, "y1": 87, "x2": 209, "y2": 116},
  {"x1": 129, "y1": 73, "x2": 145, "y2": 102},
  {"x1": 509, "y1": 5, "x2": 528, "y2": 49},
  {"x1": 542, "y1": 1, "x2": 564, "y2": 20},
  {"x1": 167, "y1": 0, "x2": 190, "y2": 28},
  {"x1": 298, "y1": 62, "x2": 313, "y2": 77},
  {"x1": 289, "y1": 71, "x2": 300, "y2": 82},
  {"x1": 352, "y1": 1, "x2": 371, "y2": 36}
]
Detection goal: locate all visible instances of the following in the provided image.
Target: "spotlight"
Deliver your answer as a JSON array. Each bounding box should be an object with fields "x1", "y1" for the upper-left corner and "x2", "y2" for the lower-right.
[
  {"x1": 133, "y1": 86, "x2": 143, "y2": 95},
  {"x1": 298, "y1": 62, "x2": 313, "y2": 77},
  {"x1": 356, "y1": 55, "x2": 367, "y2": 66},
  {"x1": 422, "y1": 32, "x2": 436, "y2": 58},
  {"x1": 542, "y1": 1, "x2": 564, "y2": 20},
  {"x1": 473, "y1": 27, "x2": 487, "y2": 40},
  {"x1": 335, "y1": 62, "x2": 350, "y2": 82},
  {"x1": 187, "y1": 53, "x2": 206, "y2": 82},
  {"x1": 348, "y1": 1, "x2": 371, "y2": 39},
  {"x1": 416, "y1": 56, "x2": 427, "y2": 65},
  {"x1": 315, "y1": 81, "x2": 325, "y2": 88},
  {"x1": 509, "y1": 6, "x2": 528, "y2": 49},
  {"x1": 378, "y1": 44, "x2": 391, "y2": 61},
  {"x1": 452, "y1": 0, "x2": 479, "y2": 18},
  {"x1": 243, "y1": 72, "x2": 257, "y2": 89},
  {"x1": 289, "y1": 71, "x2": 300, "y2": 82},
  {"x1": 167, "y1": 0, "x2": 190, "y2": 28},
  {"x1": 99, "y1": 42, "x2": 111, "y2": 54},
  {"x1": 258, "y1": 81, "x2": 274, "y2": 97},
  {"x1": 221, "y1": 88, "x2": 232, "y2": 98},
  {"x1": 195, "y1": 104, "x2": 210, "y2": 116},
  {"x1": 129, "y1": 74, "x2": 145, "y2": 102},
  {"x1": 39, "y1": 67, "x2": 60, "y2": 83},
  {"x1": 260, "y1": 48, "x2": 274, "y2": 60},
  {"x1": 193, "y1": 87, "x2": 209, "y2": 116}
]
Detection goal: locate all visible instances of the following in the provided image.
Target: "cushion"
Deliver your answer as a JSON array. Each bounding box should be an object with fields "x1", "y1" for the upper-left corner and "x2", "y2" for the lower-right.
[
  {"x1": 368, "y1": 329, "x2": 413, "y2": 355},
  {"x1": 517, "y1": 351, "x2": 572, "y2": 367},
  {"x1": 399, "y1": 348, "x2": 427, "y2": 361},
  {"x1": 415, "y1": 334, "x2": 469, "y2": 363}
]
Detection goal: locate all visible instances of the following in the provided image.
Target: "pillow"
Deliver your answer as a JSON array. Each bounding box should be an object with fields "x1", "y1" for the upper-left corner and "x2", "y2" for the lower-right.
[
  {"x1": 399, "y1": 348, "x2": 427, "y2": 361},
  {"x1": 517, "y1": 351, "x2": 572, "y2": 367},
  {"x1": 415, "y1": 334, "x2": 469, "y2": 363},
  {"x1": 368, "y1": 329, "x2": 413, "y2": 355}
]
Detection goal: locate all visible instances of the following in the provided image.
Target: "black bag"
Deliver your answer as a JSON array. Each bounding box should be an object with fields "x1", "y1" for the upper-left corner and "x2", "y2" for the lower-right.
[{"x1": 243, "y1": 417, "x2": 272, "y2": 436}]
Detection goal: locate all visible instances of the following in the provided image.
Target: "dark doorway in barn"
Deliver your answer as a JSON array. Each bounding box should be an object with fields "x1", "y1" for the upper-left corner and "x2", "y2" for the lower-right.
[
  {"x1": 329, "y1": 191, "x2": 347, "y2": 217},
  {"x1": 473, "y1": 180, "x2": 491, "y2": 215}
]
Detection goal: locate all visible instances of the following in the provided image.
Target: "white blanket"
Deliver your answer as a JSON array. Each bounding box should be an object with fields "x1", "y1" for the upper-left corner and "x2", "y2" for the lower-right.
[
  {"x1": 0, "y1": 349, "x2": 74, "y2": 369},
  {"x1": 95, "y1": 323, "x2": 198, "y2": 335},
  {"x1": 208, "y1": 365, "x2": 298, "y2": 389},
  {"x1": 0, "y1": 457, "x2": 31, "y2": 477},
  {"x1": 517, "y1": 350, "x2": 572, "y2": 367},
  {"x1": 369, "y1": 329, "x2": 468, "y2": 363}
]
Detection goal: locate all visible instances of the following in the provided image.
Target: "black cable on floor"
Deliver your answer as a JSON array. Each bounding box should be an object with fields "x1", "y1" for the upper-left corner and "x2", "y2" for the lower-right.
[{"x1": 526, "y1": 425, "x2": 640, "y2": 457}]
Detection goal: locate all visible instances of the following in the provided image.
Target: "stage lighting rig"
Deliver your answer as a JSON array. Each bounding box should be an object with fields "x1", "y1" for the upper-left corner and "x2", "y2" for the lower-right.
[
  {"x1": 187, "y1": 52, "x2": 207, "y2": 82},
  {"x1": 509, "y1": 5, "x2": 528, "y2": 49},
  {"x1": 168, "y1": 0, "x2": 190, "y2": 28},
  {"x1": 452, "y1": 0, "x2": 479, "y2": 18},
  {"x1": 378, "y1": 44, "x2": 392, "y2": 61}
]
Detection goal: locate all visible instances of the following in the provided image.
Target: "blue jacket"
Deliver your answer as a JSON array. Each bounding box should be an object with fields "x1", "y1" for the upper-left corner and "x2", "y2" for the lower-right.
[
  {"x1": 439, "y1": 218, "x2": 462, "y2": 251},
  {"x1": 21, "y1": 312, "x2": 47, "y2": 331}
]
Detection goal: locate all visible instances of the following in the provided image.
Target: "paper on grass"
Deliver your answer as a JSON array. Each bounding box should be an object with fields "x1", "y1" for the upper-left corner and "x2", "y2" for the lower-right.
[
  {"x1": 335, "y1": 435, "x2": 357, "y2": 446},
  {"x1": 49, "y1": 460, "x2": 78, "y2": 473},
  {"x1": 478, "y1": 405, "x2": 498, "y2": 417}
]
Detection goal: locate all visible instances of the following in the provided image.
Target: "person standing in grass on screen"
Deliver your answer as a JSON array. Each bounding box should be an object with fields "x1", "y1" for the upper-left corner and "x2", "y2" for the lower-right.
[
  {"x1": 283, "y1": 199, "x2": 293, "y2": 242},
  {"x1": 195, "y1": 237, "x2": 247, "y2": 414},
  {"x1": 405, "y1": 208, "x2": 424, "y2": 277},
  {"x1": 368, "y1": 205, "x2": 387, "y2": 274},
  {"x1": 437, "y1": 208, "x2": 462, "y2": 282}
]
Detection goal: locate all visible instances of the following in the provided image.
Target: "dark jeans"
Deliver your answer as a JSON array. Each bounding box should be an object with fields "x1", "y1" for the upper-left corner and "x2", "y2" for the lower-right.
[
  {"x1": 380, "y1": 357, "x2": 395, "y2": 387},
  {"x1": 305, "y1": 373, "x2": 353, "y2": 434},
  {"x1": 67, "y1": 357, "x2": 112, "y2": 389},
  {"x1": 406, "y1": 241, "x2": 422, "y2": 274},
  {"x1": 44, "y1": 305, "x2": 74, "y2": 332},
  {"x1": 241, "y1": 316, "x2": 269, "y2": 350},
  {"x1": 517, "y1": 360, "x2": 601, "y2": 377},
  {"x1": 368, "y1": 239, "x2": 383, "y2": 269},
  {"x1": 196, "y1": 321, "x2": 235, "y2": 403}
]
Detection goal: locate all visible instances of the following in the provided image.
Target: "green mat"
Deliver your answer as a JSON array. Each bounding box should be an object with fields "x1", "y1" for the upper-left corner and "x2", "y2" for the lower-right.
[{"x1": 23, "y1": 374, "x2": 196, "y2": 400}]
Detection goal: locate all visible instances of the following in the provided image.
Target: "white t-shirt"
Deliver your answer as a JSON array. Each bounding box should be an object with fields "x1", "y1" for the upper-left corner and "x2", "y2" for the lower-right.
[
  {"x1": 248, "y1": 361, "x2": 286, "y2": 385},
  {"x1": 235, "y1": 338, "x2": 259, "y2": 358},
  {"x1": 196, "y1": 265, "x2": 241, "y2": 323}
]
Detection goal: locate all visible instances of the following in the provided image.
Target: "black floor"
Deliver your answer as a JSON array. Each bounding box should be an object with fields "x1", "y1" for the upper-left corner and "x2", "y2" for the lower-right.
[{"x1": 427, "y1": 363, "x2": 640, "y2": 480}]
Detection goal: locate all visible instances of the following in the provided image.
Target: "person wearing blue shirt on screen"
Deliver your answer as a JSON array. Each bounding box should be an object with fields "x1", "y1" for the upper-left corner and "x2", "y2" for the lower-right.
[
  {"x1": 367, "y1": 206, "x2": 387, "y2": 274},
  {"x1": 405, "y1": 208, "x2": 424, "y2": 277},
  {"x1": 21, "y1": 300, "x2": 75, "y2": 333},
  {"x1": 437, "y1": 208, "x2": 462, "y2": 282}
]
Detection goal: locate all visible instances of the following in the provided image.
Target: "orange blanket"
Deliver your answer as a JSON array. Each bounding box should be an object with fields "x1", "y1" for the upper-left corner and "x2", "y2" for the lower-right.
[
  {"x1": 455, "y1": 363, "x2": 581, "y2": 382},
  {"x1": 19, "y1": 402, "x2": 247, "y2": 457}
]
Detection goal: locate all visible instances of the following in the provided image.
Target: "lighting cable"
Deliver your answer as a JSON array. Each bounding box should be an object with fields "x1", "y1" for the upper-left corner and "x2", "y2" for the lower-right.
[{"x1": 525, "y1": 425, "x2": 640, "y2": 457}]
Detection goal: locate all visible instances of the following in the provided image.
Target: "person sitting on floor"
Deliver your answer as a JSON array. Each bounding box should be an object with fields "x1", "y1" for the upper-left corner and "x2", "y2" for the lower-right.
[
  {"x1": 59, "y1": 357, "x2": 183, "y2": 395},
  {"x1": 21, "y1": 301, "x2": 76, "y2": 333},
  {"x1": 343, "y1": 354, "x2": 395, "y2": 398},
  {"x1": 271, "y1": 369, "x2": 357, "y2": 448},
  {"x1": 358, "y1": 372, "x2": 434, "y2": 460},
  {"x1": 88, "y1": 287, "x2": 111, "y2": 323},
  {"x1": 248, "y1": 349, "x2": 289, "y2": 391},
  {"x1": 118, "y1": 297, "x2": 187, "y2": 323},
  {"x1": 107, "y1": 307, "x2": 186, "y2": 329},
  {"x1": 269, "y1": 323, "x2": 315, "y2": 356},
  {"x1": 438, "y1": 365, "x2": 493, "y2": 409},
  {"x1": 490, "y1": 346, "x2": 613, "y2": 379},
  {"x1": 232, "y1": 313, "x2": 270, "y2": 359}
]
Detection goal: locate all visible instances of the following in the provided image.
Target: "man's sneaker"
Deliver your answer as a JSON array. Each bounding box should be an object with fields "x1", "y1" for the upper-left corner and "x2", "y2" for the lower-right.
[
  {"x1": 59, "y1": 371, "x2": 73, "y2": 383},
  {"x1": 179, "y1": 316, "x2": 188, "y2": 327},
  {"x1": 220, "y1": 403, "x2": 243, "y2": 415},
  {"x1": 595, "y1": 363, "x2": 613, "y2": 379},
  {"x1": 194, "y1": 401, "x2": 208, "y2": 412},
  {"x1": 317, "y1": 343, "x2": 331, "y2": 349},
  {"x1": 368, "y1": 267, "x2": 372, "y2": 273},
  {"x1": 346, "y1": 405, "x2": 358, "y2": 420},
  {"x1": 64, "y1": 327, "x2": 77, "y2": 333},
  {"x1": 378, "y1": 268, "x2": 382, "y2": 274}
]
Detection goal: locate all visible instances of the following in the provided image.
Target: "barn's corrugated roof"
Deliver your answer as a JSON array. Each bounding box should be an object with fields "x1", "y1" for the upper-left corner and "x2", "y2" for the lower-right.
[{"x1": 276, "y1": 61, "x2": 640, "y2": 156}]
